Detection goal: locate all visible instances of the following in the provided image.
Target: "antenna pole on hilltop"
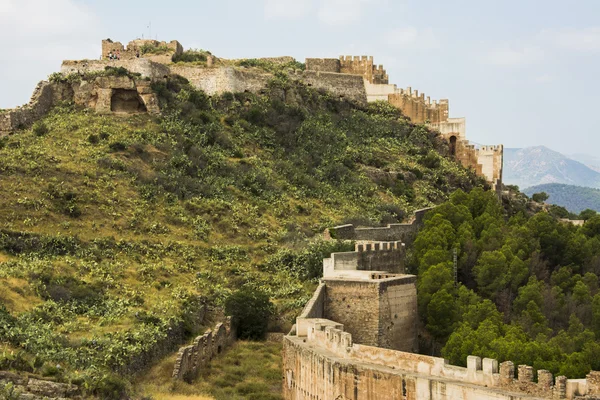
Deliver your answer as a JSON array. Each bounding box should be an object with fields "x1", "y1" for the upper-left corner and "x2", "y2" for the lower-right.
[
  {"x1": 149, "y1": 22, "x2": 152, "y2": 40},
  {"x1": 453, "y1": 248, "x2": 458, "y2": 288}
]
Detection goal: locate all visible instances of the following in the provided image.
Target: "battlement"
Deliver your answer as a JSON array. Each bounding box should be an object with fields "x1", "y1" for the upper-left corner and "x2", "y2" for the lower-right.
[
  {"x1": 323, "y1": 240, "x2": 405, "y2": 279},
  {"x1": 477, "y1": 144, "x2": 504, "y2": 153},
  {"x1": 337, "y1": 55, "x2": 388, "y2": 84},
  {"x1": 286, "y1": 318, "x2": 599, "y2": 399}
]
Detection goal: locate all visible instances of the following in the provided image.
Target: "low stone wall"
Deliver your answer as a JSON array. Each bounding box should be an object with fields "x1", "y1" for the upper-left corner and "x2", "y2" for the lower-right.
[
  {"x1": 0, "y1": 371, "x2": 80, "y2": 399},
  {"x1": 172, "y1": 317, "x2": 235, "y2": 380}
]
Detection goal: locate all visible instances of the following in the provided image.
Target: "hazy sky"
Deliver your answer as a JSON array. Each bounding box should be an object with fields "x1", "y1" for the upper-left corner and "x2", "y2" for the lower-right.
[{"x1": 1, "y1": 0, "x2": 599, "y2": 154}]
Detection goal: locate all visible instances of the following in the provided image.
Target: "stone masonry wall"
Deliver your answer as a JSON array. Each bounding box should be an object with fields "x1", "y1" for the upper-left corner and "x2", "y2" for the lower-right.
[
  {"x1": 326, "y1": 207, "x2": 433, "y2": 244},
  {"x1": 172, "y1": 318, "x2": 235, "y2": 380},
  {"x1": 323, "y1": 279, "x2": 381, "y2": 347},
  {"x1": 62, "y1": 58, "x2": 170, "y2": 80},
  {"x1": 339, "y1": 55, "x2": 389, "y2": 84},
  {"x1": 378, "y1": 276, "x2": 418, "y2": 352},
  {"x1": 0, "y1": 81, "x2": 73, "y2": 135},
  {"x1": 305, "y1": 58, "x2": 341, "y2": 73},
  {"x1": 0, "y1": 371, "x2": 80, "y2": 399},
  {"x1": 283, "y1": 319, "x2": 600, "y2": 399},
  {"x1": 388, "y1": 88, "x2": 449, "y2": 124}
]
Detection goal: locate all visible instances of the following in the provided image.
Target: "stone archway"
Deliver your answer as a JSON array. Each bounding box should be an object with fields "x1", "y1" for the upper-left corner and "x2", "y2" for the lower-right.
[
  {"x1": 449, "y1": 135, "x2": 457, "y2": 156},
  {"x1": 110, "y1": 89, "x2": 147, "y2": 113}
]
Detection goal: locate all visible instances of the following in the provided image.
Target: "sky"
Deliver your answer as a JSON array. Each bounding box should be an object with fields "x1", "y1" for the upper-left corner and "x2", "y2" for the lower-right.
[{"x1": 1, "y1": 0, "x2": 599, "y2": 155}]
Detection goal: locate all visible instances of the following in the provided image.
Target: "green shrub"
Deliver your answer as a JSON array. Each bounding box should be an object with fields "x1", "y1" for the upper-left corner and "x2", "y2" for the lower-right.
[
  {"x1": 225, "y1": 288, "x2": 273, "y2": 340},
  {"x1": 32, "y1": 121, "x2": 49, "y2": 137}
]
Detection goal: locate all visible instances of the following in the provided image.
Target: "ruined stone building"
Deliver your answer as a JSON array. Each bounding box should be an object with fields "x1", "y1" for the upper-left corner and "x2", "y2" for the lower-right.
[
  {"x1": 1, "y1": 39, "x2": 502, "y2": 193},
  {"x1": 283, "y1": 215, "x2": 600, "y2": 400}
]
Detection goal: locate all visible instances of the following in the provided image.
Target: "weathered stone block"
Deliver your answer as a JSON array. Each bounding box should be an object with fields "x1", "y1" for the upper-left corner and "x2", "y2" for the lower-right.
[
  {"x1": 499, "y1": 361, "x2": 514, "y2": 384},
  {"x1": 518, "y1": 365, "x2": 534, "y2": 383},
  {"x1": 538, "y1": 370, "x2": 553, "y2": 389}
]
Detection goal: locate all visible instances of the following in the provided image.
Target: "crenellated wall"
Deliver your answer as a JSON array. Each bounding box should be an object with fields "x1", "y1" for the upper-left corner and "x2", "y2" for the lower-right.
[
  {"x1": 339, "y1": 55, "x2": 389, "y2": 84},
  {"x1": 283, "y1": 318, "x2": 600, "y2": 400},
  {"x1": 325, "y1": 207, "x2": 432, "y2": 244},
  {"x1": 172, "y1": 318, "x2": 236, "y2": 380},
  {"x1": 388, "y1": 87, "x2": 449, "y2": 124}
]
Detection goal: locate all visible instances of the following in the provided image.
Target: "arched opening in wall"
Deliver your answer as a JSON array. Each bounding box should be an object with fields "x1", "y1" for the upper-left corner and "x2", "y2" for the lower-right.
[
  {"x1": 217, "y1": 345, "x2": 222, "y2": 354},
  {"x1": 111, "y1": 89, "x2": 147, "y2": 113},
  {"x1": 449, "y1": 135, "x2": 457, "y2": 156}
]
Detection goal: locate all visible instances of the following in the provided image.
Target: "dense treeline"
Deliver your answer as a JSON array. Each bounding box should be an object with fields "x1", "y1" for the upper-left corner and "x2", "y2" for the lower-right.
[
  {"x1": 413, "y1": 188, "x2": 600, "y2": 377},
  {"x1": 524, "y1": 183, "x2": 600, "y2": 214}
]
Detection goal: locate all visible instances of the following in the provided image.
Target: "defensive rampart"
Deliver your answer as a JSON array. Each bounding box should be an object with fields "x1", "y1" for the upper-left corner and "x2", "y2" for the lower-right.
[
  {"x1": 283, "y1": 319, "x2": 600, "y2": 400},
  {"x1": 61, "y1": 58, "x2": 170, "y2": 79},
  {"x1": 172, "y1": 318, "x2": 235, "y2": 380},
  {"x1": 326, "y1": 207, "x2": 432, "y2": 243},
  {"x1": 101, "y1": 38, "x2": 183, "y2": 63}
]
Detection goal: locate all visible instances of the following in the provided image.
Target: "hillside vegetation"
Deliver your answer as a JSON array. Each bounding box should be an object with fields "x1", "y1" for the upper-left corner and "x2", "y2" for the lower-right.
[
  {"x1": 0, "y1": 72, "x2": 482, "y2": 397},
  {"x1": 414, "y1": 188, "x2": 600, "y2": 377},
  {"x1": 524, "y1": 183, "x2": 600, "y2": 214}
]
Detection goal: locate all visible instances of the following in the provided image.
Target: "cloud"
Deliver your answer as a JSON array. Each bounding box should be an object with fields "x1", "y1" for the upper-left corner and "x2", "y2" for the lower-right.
[
  {"x1": 264, "y1": 0, "x2": 313, "y2": 20},
  {"x1": 0, "y1": 0, "x2": 99, "y2": 107},
  {"x1": 534, "y1": 73, "x2": 555, "y2": 83},
  {"x1": 385, "y1": 27, "x2": 439, "y2": 50},
  {"x1": 317, "y1": 0, "x2": 374, "y2": 26},
  {"x1": 263, "y1": 0, "x2": 378, "y2": 26},
  {"x1": 482, "y1": 45, "x2": 543, "y2": 67},
  {"x1": 0, "y1": 0, "x2": 97, "y2": 38},
  {"x1": 542, "y1": 27, "x2": 600, "y2": 52}
]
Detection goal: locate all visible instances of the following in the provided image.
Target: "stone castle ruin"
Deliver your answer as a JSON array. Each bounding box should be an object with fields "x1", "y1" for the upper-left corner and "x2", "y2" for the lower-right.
[
  {"x1": 1, "y1": 37, "x2": 501, "y2": 192},
  {"x1": 283, "y1": 210, "x2": 600, "y2": 400}
]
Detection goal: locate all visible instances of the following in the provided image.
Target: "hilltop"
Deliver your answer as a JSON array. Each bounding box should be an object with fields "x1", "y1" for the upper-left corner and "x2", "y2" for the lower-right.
[{"x1": 0, "y1": 67, "x2": 483, "y2": 398}]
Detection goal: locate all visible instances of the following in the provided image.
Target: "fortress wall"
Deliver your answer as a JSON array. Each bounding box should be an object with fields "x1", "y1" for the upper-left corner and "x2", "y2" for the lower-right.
[
  {"x1": 61, "y1": 59, "x2": 170, "y2": 79},
  {"x1": 101, "y1": 39, "x2": 183, "y2": 62},
  {"x1": 298, "y1": 70, "x2": 368, "y2": 104},
  {"x1": 388, "y1": 90, "x2": 448, "y2": 124},
  {"x1": 339, "y1": 55, "x2": 389, "y2": 84},
  {"x1": 323, "y1": 280, "x2": 381, "y2": 346},
  {"x1": 365, "y1": 81, "x2": 398, "y2": 102},
  {"x1": 476, "y1": 145, "x2": 504, "y2": 193},
  {"x1": 283, "y1": 336, "x2": 555, "y2": 400},
  {"x1": 0, "y1": 81, "x2": 73, "y2": 135},
  {"x1": 429, "y1": 117, "x2": 467, "y2": 141},
  {"x1": 172, "y1": 318, "x2": 235, "y2": 380},
  {"x1": 296, "y1": 283, "x2": 326, "y2": 336},
  {"x1": 284, "y1": 318, "x2": 598, "y2": 399},
  {"x1": 323, "y1": 242, "x2": 406, "y2": 278},
  {"x1": 170, "y1": 65, "x2": 272, "y2": 95},
  {"x1": 305, "y1": 58, "x2": 341, "y2": 73},
  {"x1": 378, "y1": 277, "x2": 418, "y2": 352}
]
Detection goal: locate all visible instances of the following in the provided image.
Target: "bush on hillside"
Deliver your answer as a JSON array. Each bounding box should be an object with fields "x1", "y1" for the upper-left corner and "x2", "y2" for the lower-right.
[{"x1": 225, "y1": 288, "x2": 273, "y2": 340}]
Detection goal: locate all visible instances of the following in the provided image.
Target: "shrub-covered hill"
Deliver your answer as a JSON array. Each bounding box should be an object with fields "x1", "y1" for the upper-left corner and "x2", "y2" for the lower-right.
[
  {"x1": 0, "y1": 73, "x2": 483, "y2": 396},
  {"x1": 524, "y1": 183, "x2": 600, "y2": 214}
]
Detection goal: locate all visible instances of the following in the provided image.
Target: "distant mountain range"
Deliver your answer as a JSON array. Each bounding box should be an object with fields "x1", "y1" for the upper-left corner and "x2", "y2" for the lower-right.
[
  {"x1": 523, "y1": 183, "x2": 600, "y2": 213},
  {"x1": 503, "y1": 146, "x2": 600, "y2": 190}
]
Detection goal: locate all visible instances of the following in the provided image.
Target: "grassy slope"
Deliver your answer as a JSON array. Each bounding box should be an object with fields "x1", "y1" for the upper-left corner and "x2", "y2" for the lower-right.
[{"x1": 0, "y1": 73, "x2": 485, "y2": 396}]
